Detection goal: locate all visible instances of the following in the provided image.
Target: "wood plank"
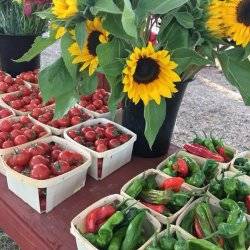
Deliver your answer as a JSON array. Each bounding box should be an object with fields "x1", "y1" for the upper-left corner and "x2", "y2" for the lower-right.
[{"x1": 0, "y1": 145, "x2": 178, "y2": 250}]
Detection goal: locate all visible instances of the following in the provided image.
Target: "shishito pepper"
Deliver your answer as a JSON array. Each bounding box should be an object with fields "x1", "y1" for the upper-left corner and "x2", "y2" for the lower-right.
[
  {"x1": 169, "y1": 191, "x2": 191, "y2": 207},
  {"x1": 187, "y1": 239, "x2": 223, "y2": 250},
  {"x1": 140, "y1": 189, "x2": 172, "y2": 204},
  {"x1": 144, "y1": 174, "x2": 158, "y2": 190},
  {"x1": 186, "y1": 170, "x2": 205, "y2": 187},
  {"x1": 183, "y1": 156, "x2": 200, "y2": 173},
  {"x1": 108, "y1": 227, "x2": 127, "y2": 250},
  {"x1": 125, "y1": 177, "x2": 145, "y2": 198},
  {"x1": 202, "y1": 160, "x2": 218, "y2": 181},
  {"x1": 121, "y1": 210, "x2": 146, "y2": 250}
]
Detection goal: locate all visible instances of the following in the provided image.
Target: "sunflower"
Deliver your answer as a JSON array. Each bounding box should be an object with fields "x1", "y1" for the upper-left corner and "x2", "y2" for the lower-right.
[
  {"x1": 223, "y1": 0, "x2": 250, "y2": 47},
  {"x1": 68, "y1": 18, "x2": 109, "y2": 76},
  {"x1": 122, "y1": 43, "x2": 181, "y2": 106},
  {"x1": 206, "y1": 0, "x2": 226, "y2": 38},
  {"x1": 52, "y1": 0, "x2": 78, "y2": 19},
  {"x1": 51, "y1": 24, "x2": 67, "y2": 39}
]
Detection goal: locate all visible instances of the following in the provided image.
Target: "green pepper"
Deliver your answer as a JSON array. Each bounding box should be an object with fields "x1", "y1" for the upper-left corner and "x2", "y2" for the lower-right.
[
  {"x1": 186, "y1": 170, "x2": 205, "y2": 187},
  {"x1": 118, "y1": 207, "x2": 140, "y2": 228},
  {"x1": 223, "y1": 177, "x2": 238, "y2": 197},
  {"x1": 180, "y1": 208, "x2": 195, "y2": 234},
  {"x1": 159, "y1": 227, "x2": 176, "y2": 250},
  {"x1": 232, "y1": 231, "x2": 246, "y2": 250},
  {"x1": 126, "y1": 177, "x2": 145, "y2": 198},
  {"x1": 108, "y1": 227, "x2": 127, "y2": 250},
  {"x1": 202, "y1": 160, "x2": 218, "y2": 181},
  {"x1": 183, "y1": 156, "x2": 200, "y2": 173},
  {"x1": 140, "y1": 189, "x2": 173, "y2": 204},
  {"x1": 145, "y1": 174, "x2": 158, "y2": 190},
  {"x1": 245, "y1": 223, "x2": 250, "y2": 247},
  {"x1": 235, "y1": 158, "x2": 249, "y2": 167},
  {"x1": 169, "y1": 191, "x2": 190, "y2": 207},
  {"x1": 163, "y1": 166, "x2": 177, "y2": 176},
  {"x1": 214, "y1": 211, "x2": 227, "y2": 226},
  {"x1": 209, "y1": 178, "x2": 224, "y2": 199},
  {"x1": 146, "y1": 234, "x2": 160, "y2": 250},
  {"x1": 83, "y1": 233, "x2": 105, "y2": 248},
  {"x1": 237, "y1": 181, "x2": 250, "y2": 197},
  {"x1": 174, "y1": 239, "x2": 188, "y2": 250},
  {"x1": 97, "y1": 211, "x2": 124, "y2": 246},
  {"x1": 202, "y1": 137, "x2": 217, "y2": 152},
  {"x1": 187, "y1": 239, "x2": 223, "y2": 250},
  {"x1": 121, "y1": 211, "x2": 146, "y2": 250}
]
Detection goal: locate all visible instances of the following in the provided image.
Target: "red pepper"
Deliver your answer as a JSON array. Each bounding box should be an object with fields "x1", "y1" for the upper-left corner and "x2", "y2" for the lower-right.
[
  {"x1": 184, "y1": 143, "x2": 225, "y2": 162},
  {"x1": 85, "y1": 205, "x2": 116, "y2": 233},
  {"x1": 245, "y1": 195, "x2": 250, "y2": 214},
  {"x1": 161, "y1": 177, "x2": 184, "y2": 192},
  {"x1": 141, "y1": 202, "x2": 165, "y2": 214},
  {"x1": 176, "y1": 158, "x2": 189, "y2": 177},
  {"x1": 194, "y1": 216, "x2": 204, "y2": 238},
  {"x1": 216, "y1": 147, "x2": 230, "y2": 162}
]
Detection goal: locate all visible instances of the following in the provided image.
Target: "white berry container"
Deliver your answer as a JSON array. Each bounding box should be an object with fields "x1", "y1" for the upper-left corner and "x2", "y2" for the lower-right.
[
  {"x1": 207, "y1": 171, "x2": 250, "y2": 221},
  {"x1": 157, "y1": 150, "x2": 222, "y2": 192},
  {"x1": 120, "y1": 169, "x2": 194, "y2": 224},
  {"x1": 70, "y1": 194, "x2": 161, "y2": 250},
  {"x1": 0, "y1": 136, "x2": 91, "y2": 213},
  {"x1": 28, "y1": 105, "x2": 94, "y2": 136},
  {"x1": 64, "y1": 118, "x2": 137, "y2": 180}
]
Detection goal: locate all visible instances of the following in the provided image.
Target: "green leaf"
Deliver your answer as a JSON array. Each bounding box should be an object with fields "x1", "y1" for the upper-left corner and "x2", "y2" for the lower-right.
[
  {"x1": 122, "y1": 0, "x2": 137, "y2": 39},
  {"x1": 79, "y1": 71, "x2": 98, "y2": 95},
  {"x1": 243, "y1": 44, "x2": 250, "y2": 60},
  {"x1": 171, "y1": 48, "x2": 211, "y2": 74},
  {"x1": 75, "y1": 21, "x2": 86, "y2": 50},
  {"x1": 144, "y1": 98, "x2": 166, "y2": 148},
  {"x1": 35, "y1": 8, "x2": 54, "y2": 20},
  {"x1": 15, "y1": 35, "x2": 56, "y2": 62},
  {"x1": 91, "y1": 0, "x2": 121, "y2": 14},
  {"x1": 174, "y1": 12, "x2": 194, "y2": 29},
  {"x1": 39, "y1": 57, "x2": 77, "y2": 104},
  {"x1": 61, "y1": 33, "x2": 78, "y2": 80},
  {"x1": 217, "y1": 48, "x2": 250, "y2": 105}
]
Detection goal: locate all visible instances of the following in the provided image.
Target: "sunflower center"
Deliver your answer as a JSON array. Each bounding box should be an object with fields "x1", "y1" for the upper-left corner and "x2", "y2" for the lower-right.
[
  {"x1": 237, "y1": 0, "x2": 250, "y2": 26},
  {"x1": 87, "y1": 31, "x2": 102, "y2": 56},
  {"x1": 133, "y1": 57, "x2": 160, "y2": 84}
]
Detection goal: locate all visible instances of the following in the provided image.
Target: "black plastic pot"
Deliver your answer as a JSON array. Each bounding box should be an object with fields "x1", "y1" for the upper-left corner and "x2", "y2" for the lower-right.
[
  {"x1": 0, "y1": 35, "x2": 40, "y2": 77},
  {"x1": 122, "y1": 81, "x2": 189, "y2": 158}
]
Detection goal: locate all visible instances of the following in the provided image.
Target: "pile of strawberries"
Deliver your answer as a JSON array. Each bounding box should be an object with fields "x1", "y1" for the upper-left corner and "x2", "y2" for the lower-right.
[
  {"x1": 0, "y1": 116, "x2": 48, "y2": 149},
  {"x1": 6, "y1": 141, "x2": 84, "y2": 179},
  {"x1": 67, "y1": 122, "x2": 132, "y2": 152},
  {"x1": 17, "y1": 70, "x2": 38, "y2": 84},
  {"x1": 1, "y1": 87, "x2": 54, "y2": 112},
  {"x1": 30, "y1": 106, "x2": 91, "y2": 129},
  {"x1": 0, "y1": 74, "x2": 27, "y2": 94},
  {"x1": 0, "y1": 106, "x2": 13, "y2": 119}
]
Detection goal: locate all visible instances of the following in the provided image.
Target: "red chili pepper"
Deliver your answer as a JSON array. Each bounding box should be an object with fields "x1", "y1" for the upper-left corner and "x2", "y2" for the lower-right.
[
  {"x1": 141, "y1": 202, "x2": 165, "y2": 214},
  {"x1": 85, "y1": 205, "x2": 116, "y2": 233},
  {"x1": 245, "y1": 195, "x2": 250, "y2": 214},
  {"x1": 176, "y1": 158, "x2": 189, "y2": 177},
  {"x1": 216, "y1": 147, "x2": 230, "y2": 162},
  {"x1": 194, "y1": 217, "x2": 204, "y2": 238},
  {"x1": 161, "y1": 177, "x2": 184, "y2": 192},
  {"x1": 184, "y1": 143, "x2": 225, "y2": 162}
]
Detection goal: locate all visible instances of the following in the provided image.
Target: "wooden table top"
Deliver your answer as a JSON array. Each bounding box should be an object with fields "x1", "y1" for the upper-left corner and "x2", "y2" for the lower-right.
[{"x1": 0, "y1": 145, "x2": 178, "y2": 250}]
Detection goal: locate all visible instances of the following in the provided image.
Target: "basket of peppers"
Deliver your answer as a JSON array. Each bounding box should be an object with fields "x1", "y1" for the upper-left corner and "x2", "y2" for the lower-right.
[
  {"x1": 157, "y1": 151, "x2": 220, "y2": 191},
  {"x1": 230, "y1": 151, "x2": 250, "y2": 178},
  {"x1": 145, "y1": 224, "x2": 225, "y2": 250},
  {"x1": 183, "y1": 133, "x2": 236, "y2": 166},
  {"x1": 176, "y1": 197, "x2": 250, "y2": 250},
  {"x1": 207, "y1": 171, "x2": 250, "y2": 221},
  {"x1": 70, "y1": 194, "x2": 161, "y2": 250},
  {"x1": 120, "y1": 169, "x2": 194, "y2": 224}
]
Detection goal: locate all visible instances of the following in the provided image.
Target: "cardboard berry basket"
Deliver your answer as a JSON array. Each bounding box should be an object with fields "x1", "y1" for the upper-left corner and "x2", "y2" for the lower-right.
[
  {"x1": 230, "y1": 151, "x2": 250, "y2": 180},
  {"x1": 0, "y1": 136, "x2": 91, "y2": 213},
  {"x1": 207, "y1": 171, "x2": 250, "y2": 221},
  {"x1": 64, "y1": 118, "x2": 137, "y2": 180},
  {"x1": 28, "y1": 106, "x2": 94, "y2": 136},
  {"x1": 156, "y1": 150, "x2": 222, "y2": 192},
  {"x1": 0, "y1": 105, "x2": 15, "y2": 122},
  {"x1": 120, "y1": 169, "x2": 194, "y2": 224},
  {"x1": 70, "y1": 194, "x2": 161, "y2": 250}
]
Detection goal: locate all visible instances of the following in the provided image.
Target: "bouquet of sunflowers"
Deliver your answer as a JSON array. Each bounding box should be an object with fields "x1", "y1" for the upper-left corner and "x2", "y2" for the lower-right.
[{"x1": 17, "y1": 0, "x2": 250, "y2": 147}]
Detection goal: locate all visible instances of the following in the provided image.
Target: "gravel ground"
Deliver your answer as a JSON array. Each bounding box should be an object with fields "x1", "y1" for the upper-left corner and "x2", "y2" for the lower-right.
[{"x1": 0, "y1": 42, "x2": 249, "y2": 249}]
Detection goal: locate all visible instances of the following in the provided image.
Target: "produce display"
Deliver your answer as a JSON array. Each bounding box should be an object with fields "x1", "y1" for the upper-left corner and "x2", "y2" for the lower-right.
[
  {"x1": 30, "y1": 106, "x2": 91, "y2": 129},
  {"x1": 146, "y1": 227, "x2": 223, "y2": 250},
  {"x1": 0, "y1": 106, "x2": 13, "y2": 119},
  {"x1": 208, "y1": 173, "x2": 250, "y2": 214},
  {"x1": 5, "y1": 141, "x2": 84, "y2": 179},
  {"x1": 82, "y1": 201, "x2": 156, "y2": 250},
  {"x1": 233, "y1": 157, "x2": 250, "y2": 176},
  {"x1": 184, "y1": 133, "x2": 235, "y2": 163},
  {"x1": 0, "y1": 116, "x2": 48, "y2": 149},
  {"x1": 180, "y1": 199, "x2": 249, "y2": 250},
  {"x1": 79, "y1": 88, "x2": 119, "y2": 114},
  {"x1": 17, "y1": 70, "x2": 38, "y2": 84},
  {"x1": 160, "y1": 154, "x2": 219, "y2": 188},
  {"x1": 67, "y1": 122, "x2": 132, "y2": 152},
  {"x1": 0, "y1": 74, "x2": 27, "y2": 94},
  {"x1": 125, "y1": 173, "x2": 191, "y2": 216},
  {"x1": 1, "y1": 87, "x2": 54, "y2": 112}
]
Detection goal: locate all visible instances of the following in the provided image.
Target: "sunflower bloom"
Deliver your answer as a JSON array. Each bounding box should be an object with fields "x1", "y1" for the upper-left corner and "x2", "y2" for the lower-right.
[
  {"x1": 206, "y1": 0, "x2": 226, "y2": 37},
  {"x1": 52, "y1": 0, "x2": 78, "y2": 19},
  {"x1": 68, "y1": 18, "x2": 109, "y2": 76},
  {"x1": 122, "y1": 43, "x2": 181, "y2": 106},
  {"x1": 222, "y1": 0, "x2": 250, "y2": 47}
]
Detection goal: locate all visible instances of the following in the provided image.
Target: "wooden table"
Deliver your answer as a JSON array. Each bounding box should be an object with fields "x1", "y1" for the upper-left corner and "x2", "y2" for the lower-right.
[{"x1": 0, "y1": 145, "x2": 178, "y2": 250}]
